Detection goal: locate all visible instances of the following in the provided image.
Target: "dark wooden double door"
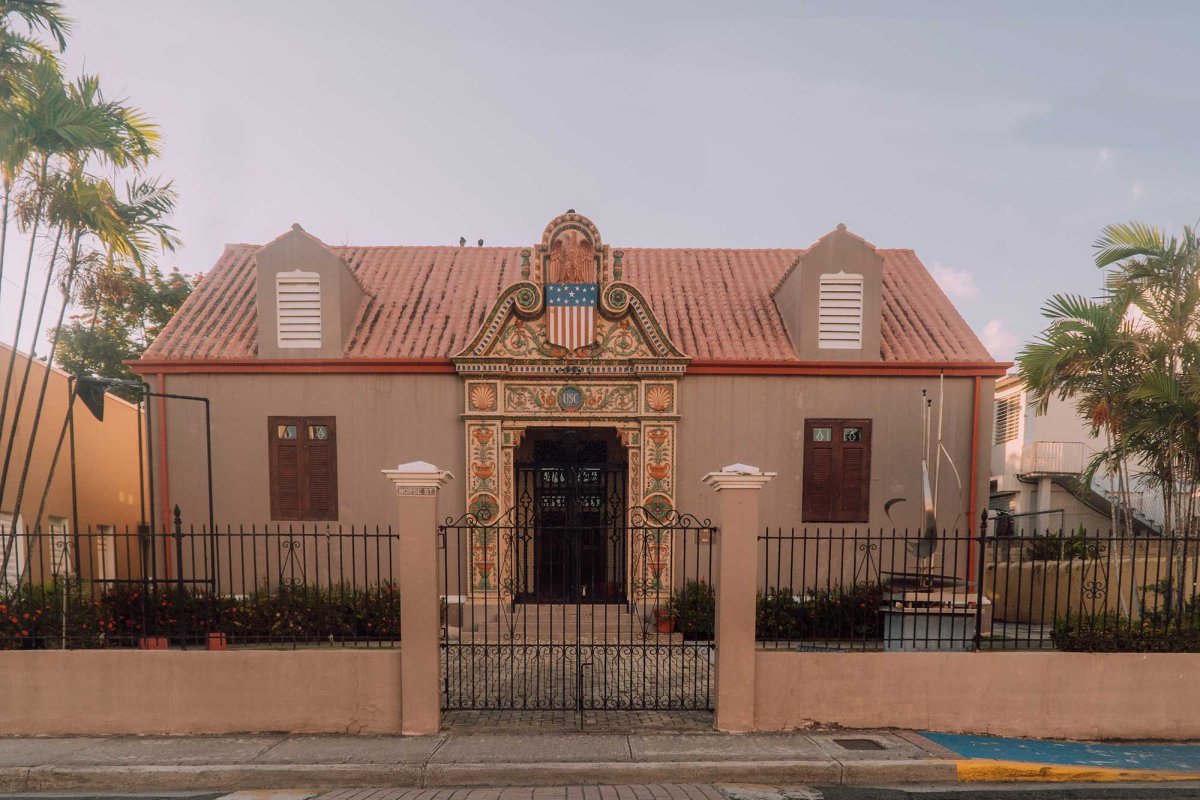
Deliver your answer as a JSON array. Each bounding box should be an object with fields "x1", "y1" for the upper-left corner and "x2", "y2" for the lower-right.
[{"x1": 515, "y1": 434, "x2": 626, "y2": 603}]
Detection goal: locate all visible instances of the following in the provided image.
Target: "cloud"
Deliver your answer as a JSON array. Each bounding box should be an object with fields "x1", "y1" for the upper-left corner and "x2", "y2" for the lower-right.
[
  {"x1": 1096, "y1": 148, "x2": 1114, "y2": 169},
  {"x1": 981, "y1": 319, "x2": 1018, "y2": 360},
  {"x1": 1131, "y1": 181, "x2": 1145, "y2": 201},
  {"x1": 930, "y1": 262, "x2": 978, "y2": 300}
]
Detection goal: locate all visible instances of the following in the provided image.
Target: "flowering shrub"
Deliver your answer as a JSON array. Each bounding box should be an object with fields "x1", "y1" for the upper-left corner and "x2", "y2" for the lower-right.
[
  {"x1": 755, "y1": 583, "x2": 884, "y2": 641},
  {"x1": 0, "y1": 580, "x2": 402, "y2": 649}
]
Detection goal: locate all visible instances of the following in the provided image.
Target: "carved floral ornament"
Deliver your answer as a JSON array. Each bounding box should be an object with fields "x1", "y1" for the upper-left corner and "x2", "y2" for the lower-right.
[
  {"x1": 463, "y1": 380, "x2": 677, "y2": 419},
  {"x1": 452, "y1": 212, "x2": 688, "y2": 377}
]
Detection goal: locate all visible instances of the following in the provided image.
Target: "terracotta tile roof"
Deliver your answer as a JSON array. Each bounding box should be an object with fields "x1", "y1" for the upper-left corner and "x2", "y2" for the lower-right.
[{"x1": 142, "y1": 242, "x2": 991, "y2": 363}]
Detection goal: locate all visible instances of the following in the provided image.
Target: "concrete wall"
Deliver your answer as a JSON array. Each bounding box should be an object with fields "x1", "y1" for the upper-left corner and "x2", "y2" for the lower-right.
[
  {"x1": 5, "y1": 647, "x2": 1197, "y2": 739},
  {"x1": 679, "y1": 375, "x2": 991, "y2": 533},
  {"x1": 151, "y1": 372, "x2": 466, "y2": 528},
  {"x1": 151, "y1": 371, "x2": 990, "y2": 536},
  {"x1": 753, "y1": 650, "x2": 1200, "y2": 739},
  {"x1": 0, "y1": 650, "x2": 403, "y2": 735}
]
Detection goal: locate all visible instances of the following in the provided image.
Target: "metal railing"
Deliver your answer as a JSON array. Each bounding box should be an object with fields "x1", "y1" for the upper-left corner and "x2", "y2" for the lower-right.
[
  {"x1": 0, "y1": 514, "x2": 400, "y2": 649},
  {"x1": 1019, "y1": 441, "x2": 1089, "y2": 476},
  {"x1": 757, "y1": 524, "x2": 1200, "y2": 652}
]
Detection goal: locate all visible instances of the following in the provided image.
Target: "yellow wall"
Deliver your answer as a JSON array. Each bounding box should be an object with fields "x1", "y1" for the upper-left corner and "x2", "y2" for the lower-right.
[{"x1": 0, "y1": 344, "x2": 142, "y2": 532}]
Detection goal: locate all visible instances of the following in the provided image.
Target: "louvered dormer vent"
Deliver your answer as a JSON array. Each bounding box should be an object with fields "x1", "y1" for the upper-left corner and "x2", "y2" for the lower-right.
[
  {"x1": 817, "y1": 271, "x2": 864, "y2": 350},
  {"x1": 276, "y1": 270, "x2": 322, "y2": 349}
]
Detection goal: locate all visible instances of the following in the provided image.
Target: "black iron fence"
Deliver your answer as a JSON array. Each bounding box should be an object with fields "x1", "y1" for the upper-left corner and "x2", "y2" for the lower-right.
[
  {"x1": 439, "y1": 507, "x2": 718, "y2": 710},
  {"x1": 758, "y1": 525, "x2": 1200, "y2": 652},
  {"x1": 0, "y1": 513, "x2": 400, "y2": 649}
]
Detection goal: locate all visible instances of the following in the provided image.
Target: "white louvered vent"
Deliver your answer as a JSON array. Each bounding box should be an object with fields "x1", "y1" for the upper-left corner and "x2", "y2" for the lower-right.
[
  {"x1": 276, "y1": 270, "x2": 322, "y2": 349},
  {"x1": 818, "y1": 272, "x2": 864, "y2": 349},
  {"x1": 994, "y1": 393, "x2": 1021, "y2": 445}
]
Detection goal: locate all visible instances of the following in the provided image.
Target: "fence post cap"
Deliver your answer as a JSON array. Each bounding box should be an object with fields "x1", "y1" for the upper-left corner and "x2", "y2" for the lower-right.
[
  {"x1": 703, "y1": 463, "x2": 776, "y2": 491},
  {"x1": 382, "y1": 461, "x2": 454, "y2": 493}
]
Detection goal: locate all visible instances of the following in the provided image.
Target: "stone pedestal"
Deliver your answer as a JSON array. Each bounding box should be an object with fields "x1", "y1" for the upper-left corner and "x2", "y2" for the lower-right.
[
  {"x1": 382, "y1": 460, "x2": 453, "y2": 735},
  {"x1": 703, "y1": 463, "x2": 775, "y2": 732}
]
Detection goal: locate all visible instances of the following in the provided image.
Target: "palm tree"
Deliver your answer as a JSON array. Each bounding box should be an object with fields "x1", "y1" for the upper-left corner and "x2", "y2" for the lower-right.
[
  {"x1": 0, "y1": 2, "x2": 70, "y2": 51},
  {"x1": 1095, "y1": 222, "x2": 1200, "y2": 536},
  {"x1": 0, "y1": 1, "x2": 71, "y2": 375},
  {"x1": 1021, "y1": 221, "x2": 1200, "y2": 539},
  {"x1": 0, "y1": 62, "x2": 157, "y2": 462},
  {"x1": 1019, "y1": 292, "x2": 1141, "y2": 535},
  {"x1": 0, "y1": 70, "x2": 159, "y2": 579}
]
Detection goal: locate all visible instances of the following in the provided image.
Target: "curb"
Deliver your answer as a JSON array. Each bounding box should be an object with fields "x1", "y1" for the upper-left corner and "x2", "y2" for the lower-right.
[
  {"x1": 0, "y1": 759, "x2": 956, "y2": 792},
  {"x1": 956, "y1": 758, "x2": 1200, "y2": 783}
]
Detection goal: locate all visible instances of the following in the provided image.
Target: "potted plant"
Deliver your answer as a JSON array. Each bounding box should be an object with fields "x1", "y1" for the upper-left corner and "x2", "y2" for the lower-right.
[
  {"x1": 206, "y1": 632, "x2": 228, "y2": 651},
  {"x1": 652, "y1": 607, "x2": 674, "y2": 634}
]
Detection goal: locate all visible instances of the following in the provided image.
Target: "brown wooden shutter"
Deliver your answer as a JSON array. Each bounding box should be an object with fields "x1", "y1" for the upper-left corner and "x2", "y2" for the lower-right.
[
  {"x1": 803, "y1": 419, "x2": 872, "y2": 524},
  {"x1": 269, "y1": 416, "x2": 338, "y2": 521},
  {"x1": 301, "y1": 417, "x2": 338, "y2": 520},
  {"x1": 269, "y1": 416, "x2": 303, "y2": 520},
  {"x1": 834, "y1": 420, "x2": 871, "y2": 523},
  {"x1": 803, "y1": 420, "x2": 836, "y2": 522}
]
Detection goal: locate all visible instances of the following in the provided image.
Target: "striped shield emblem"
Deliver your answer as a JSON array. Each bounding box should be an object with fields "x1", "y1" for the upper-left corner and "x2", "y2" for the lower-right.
[{"x1": 545, "y1": 283, "x2": 597, "y2": 351}]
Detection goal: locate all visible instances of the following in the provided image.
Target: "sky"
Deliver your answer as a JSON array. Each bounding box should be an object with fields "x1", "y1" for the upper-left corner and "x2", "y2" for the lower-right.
[{"x1": 1, "y1": 0, "x2": 1198, "y2": 363}]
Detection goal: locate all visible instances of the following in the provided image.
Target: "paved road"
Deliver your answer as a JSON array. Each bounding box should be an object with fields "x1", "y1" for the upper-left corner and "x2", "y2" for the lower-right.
[{"x1": 5, "y1": 784, "x2": 1200, "y2": 800}]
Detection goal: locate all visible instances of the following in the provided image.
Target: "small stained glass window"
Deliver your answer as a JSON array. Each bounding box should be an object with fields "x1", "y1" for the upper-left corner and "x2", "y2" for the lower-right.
[
  {"x1": 843, "y1": 427, "x2": 862, "y2": 443},
  {"x1": 308, "y1": 424, "x2": 330, "y2": 441},
  {"x1": 812, "y1": 427, "x2": 832, "y2": 443},
  {"x1": 277, "y1": 424, "x2": 297, "y2": 440}
]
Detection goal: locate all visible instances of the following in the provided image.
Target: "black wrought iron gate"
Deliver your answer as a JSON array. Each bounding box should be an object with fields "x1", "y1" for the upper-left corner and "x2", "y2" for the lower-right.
[{"x1": 438, "y1": 495, "x2": 717, "y2": 711}]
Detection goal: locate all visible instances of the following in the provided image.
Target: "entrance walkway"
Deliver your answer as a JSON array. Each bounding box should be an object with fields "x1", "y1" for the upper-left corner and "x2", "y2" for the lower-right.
[{"x1": 443, "y1": 710, "x2": 714, "y2": 733}]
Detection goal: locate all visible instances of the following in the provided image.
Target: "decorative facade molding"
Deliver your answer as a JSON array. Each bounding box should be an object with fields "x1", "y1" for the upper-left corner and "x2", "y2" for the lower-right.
[{"x1": 455, "y1": 213, "x2": 691, "y2": 597}]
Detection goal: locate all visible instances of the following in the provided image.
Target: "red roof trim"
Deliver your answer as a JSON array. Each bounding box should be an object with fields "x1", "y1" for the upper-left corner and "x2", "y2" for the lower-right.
[
  {"x1": 131, "y1": 357, "x2": 1009, "y2": 377},
  {"x1": 687, "y1": 359, "x2": 1010, "y2": 377},
  {"x1": 130, "y1": 358, "x2": 458, "y2": 374}
]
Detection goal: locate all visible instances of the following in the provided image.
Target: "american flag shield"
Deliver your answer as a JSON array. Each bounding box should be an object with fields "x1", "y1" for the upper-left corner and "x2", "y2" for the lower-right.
[{"x1": 545, "y1": 283, "x2": 597, "y2": 351}]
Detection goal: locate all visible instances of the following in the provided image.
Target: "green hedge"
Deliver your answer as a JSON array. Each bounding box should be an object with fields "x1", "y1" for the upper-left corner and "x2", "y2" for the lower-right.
[
  {"x1": 0, "y1": 581, "x2": 401, "y2": 649},
  {"x1": 1051, "y1": 614, "x2": 1200, "y2": 652},
  {"x1": 756, "y1": 583, "x2": 884, "y2": 641}
]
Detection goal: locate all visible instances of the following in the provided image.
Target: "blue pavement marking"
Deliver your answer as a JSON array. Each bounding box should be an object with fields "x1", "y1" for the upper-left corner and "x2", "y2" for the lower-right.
[{"x1": 922, "y1": 731, "x2": 1200, "y2": 771}]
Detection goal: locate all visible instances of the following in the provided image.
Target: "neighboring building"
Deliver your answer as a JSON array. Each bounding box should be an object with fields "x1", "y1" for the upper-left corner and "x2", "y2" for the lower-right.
[
  {"x1": 0, "y1": 343, "x2": 144, "y2": 588},
  {"x1": 989, "y1": 373, "x2": 1162, "y2": 536},
  {"x1": 133, "y1": 212, "x2": 1004, "y2": 601}
]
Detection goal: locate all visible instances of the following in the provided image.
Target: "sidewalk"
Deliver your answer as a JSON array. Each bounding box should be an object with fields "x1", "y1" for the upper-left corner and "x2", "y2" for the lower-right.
[
  {"x1": 3, "y1": 727, "x2": 1200, "y2": 793},
  {"x1": 0, "y1": 729, "x2": 953, "y2": 792}
]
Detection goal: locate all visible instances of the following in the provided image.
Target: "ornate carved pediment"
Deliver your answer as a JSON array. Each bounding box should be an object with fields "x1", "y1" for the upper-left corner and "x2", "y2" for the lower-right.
[{"x1": 454, "y1": 212, "x2": 688, "y2": 376}]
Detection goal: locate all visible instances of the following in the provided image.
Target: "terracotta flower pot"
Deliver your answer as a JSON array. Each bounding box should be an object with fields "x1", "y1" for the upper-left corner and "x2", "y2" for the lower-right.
[
  {"x1": 653, "y1": 608, "x2": 674, "y2": 634},
  {"x1": 138, "y1": 636, "x2": 169, "y2": 650},
  {"x1": 206, "y1": 632, "x2": 228, "y2": 651}
]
